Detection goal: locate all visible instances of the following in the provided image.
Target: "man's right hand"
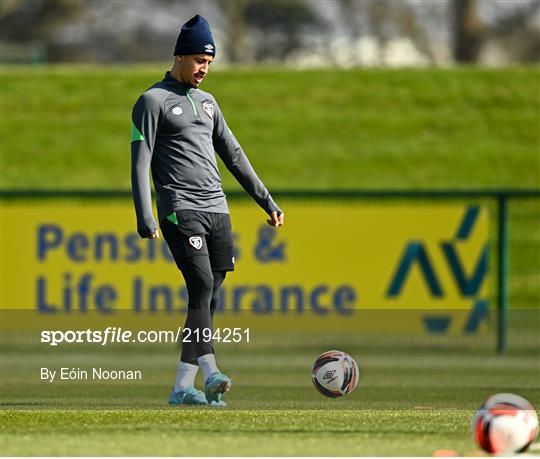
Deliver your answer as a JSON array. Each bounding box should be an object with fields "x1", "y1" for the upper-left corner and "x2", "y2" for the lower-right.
[{"x1": 267, "y1": 211, "x2": 284, "y2": 228}]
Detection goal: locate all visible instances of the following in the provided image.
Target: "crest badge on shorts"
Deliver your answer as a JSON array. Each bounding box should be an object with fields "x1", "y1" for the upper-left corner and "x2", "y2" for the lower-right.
[
  {"x1": 202, "y1": 100, "x2": 214, "y2": 120},
  {"x1": 188, "y1": 236, "x2": 203, "y2": 250}
]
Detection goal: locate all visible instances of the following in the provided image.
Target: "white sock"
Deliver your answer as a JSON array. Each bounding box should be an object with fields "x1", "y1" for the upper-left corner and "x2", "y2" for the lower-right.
[
  {"x1": 173, "y1": 361, "x2": 198, "y2": 392},
  {"x1": 198, "y1": 353, "x2": 219, "y2": 382}
]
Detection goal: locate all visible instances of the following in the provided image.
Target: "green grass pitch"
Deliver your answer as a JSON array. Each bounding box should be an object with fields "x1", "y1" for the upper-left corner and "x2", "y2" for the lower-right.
[{"x1": 2, "y1": 323, "x2": 539, "y2": 456}]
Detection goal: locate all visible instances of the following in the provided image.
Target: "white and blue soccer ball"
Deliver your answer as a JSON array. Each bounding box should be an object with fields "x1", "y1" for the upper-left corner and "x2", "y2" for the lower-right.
[
  {"x1": 311, "y1": 350, "x2": 359, "y2": 398},
  {"x1": 473, "y1": 393, "x2": 539, "y2": 454}
]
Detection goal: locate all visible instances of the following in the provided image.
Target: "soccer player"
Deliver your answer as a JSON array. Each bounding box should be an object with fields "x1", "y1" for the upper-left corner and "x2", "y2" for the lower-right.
[{"x1": 130, "y1": 15, "x2": 284, "y2": 406}]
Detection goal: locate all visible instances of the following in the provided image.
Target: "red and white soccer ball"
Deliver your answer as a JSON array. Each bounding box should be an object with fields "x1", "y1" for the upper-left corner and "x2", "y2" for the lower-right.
[
  {"x1": 472, "y1": 393, "x2": 538, "y2": 454},
  {"x1": 311, "y1": 350, "x2": 359, "y2": 398}
]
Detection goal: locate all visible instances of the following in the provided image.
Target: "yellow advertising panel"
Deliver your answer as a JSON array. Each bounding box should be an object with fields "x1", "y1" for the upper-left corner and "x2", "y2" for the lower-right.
[{"x1": 1, "y1": 199, "x2": 489, "y2": 334}]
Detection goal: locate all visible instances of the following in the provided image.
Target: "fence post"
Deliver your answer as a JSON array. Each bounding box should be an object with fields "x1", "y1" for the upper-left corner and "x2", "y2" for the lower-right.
[{"x1": 497, "y1": 194, "x2": 508, "y2": 354}]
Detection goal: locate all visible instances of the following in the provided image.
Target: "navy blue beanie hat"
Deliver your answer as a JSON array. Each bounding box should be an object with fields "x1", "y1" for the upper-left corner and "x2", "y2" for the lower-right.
[{"x1": 174, "y1": 15, "x2": 215, "y2": 57}]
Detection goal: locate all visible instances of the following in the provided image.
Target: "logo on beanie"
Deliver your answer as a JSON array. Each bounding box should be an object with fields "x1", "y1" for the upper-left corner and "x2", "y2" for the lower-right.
[
  {"x1": 204, "y1": 43, "x2": 214, "y2": 53},
  {"x1": 203, "y1": 100, "x2": 214, "y2": 119}
]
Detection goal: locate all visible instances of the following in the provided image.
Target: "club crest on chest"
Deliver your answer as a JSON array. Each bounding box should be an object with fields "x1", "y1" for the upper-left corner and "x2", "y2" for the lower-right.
[{"x1": 202, "y1": 100, "x2": 214, "y2": 119}]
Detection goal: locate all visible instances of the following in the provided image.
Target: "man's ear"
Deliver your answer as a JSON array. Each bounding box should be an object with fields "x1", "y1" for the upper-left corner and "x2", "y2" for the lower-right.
[{"x1": 176, "y1": 55, "x2": 183, "y2": 63}]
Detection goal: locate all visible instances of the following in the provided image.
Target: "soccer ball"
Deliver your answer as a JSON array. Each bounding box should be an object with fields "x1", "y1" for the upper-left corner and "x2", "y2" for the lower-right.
[
  {"x1": 311, "y1": 350, "x2": 359, "y2": 398},
  {"x1": 472, "y1": 393, "x2": 539, "y2": 454}
]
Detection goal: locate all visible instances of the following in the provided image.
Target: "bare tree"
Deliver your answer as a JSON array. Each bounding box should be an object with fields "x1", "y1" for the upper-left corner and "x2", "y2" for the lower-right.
[
  {"x1": 487, "y1": 0, "x2": 540, "y2": 63},
  {"x1": 0, "y1": 0, "x2": 86, "y2": 62},
  {"x1": 218, "y1": 0, "x2": 251, "y2": 64},
  {"x1": 244, "y1": 0, "x2": 324, "y2": 62},
  {"x1": 452, "y1": 0, "x2": 484, "y2": 63},
  {"x1": 336, "y1": 0, "x2": 440, "y2": 66},
  {"x1": 0, "y1": 0, "x2": 83, "y2": 44},
  {"x1": 452, "y1": 0, "x2": 540, "y2": 63}
]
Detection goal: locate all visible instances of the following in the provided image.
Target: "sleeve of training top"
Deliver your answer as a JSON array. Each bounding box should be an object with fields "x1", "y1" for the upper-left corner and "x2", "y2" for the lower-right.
[
  {"x1": 212, "y1": 100, "x2": 281, "y2": 216},
  {"x1": 130, "y1": 92, "x2": 162, "y2": 238}
]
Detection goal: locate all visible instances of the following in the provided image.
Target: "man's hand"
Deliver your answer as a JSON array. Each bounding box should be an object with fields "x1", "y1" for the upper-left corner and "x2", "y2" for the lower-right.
[
  {"x1": 267, "y1": 211, "x2": 284, "y2": 228},
  {"x1": 139, "y1": 228, "x2": 160, "y2": 239},
  {"x1": 137, "y1": 218, "x2": 160, "y2": 239}
]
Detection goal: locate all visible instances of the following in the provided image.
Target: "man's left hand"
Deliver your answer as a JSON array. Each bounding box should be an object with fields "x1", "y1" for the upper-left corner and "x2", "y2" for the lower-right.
[{"x1": 267, "y1": 211, "x2": 284, "y2": 228}]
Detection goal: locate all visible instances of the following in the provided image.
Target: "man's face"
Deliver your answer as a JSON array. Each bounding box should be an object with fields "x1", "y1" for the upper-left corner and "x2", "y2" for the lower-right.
[{"x1": 177, "y1": 54, "x2": 214, "y2": 87}]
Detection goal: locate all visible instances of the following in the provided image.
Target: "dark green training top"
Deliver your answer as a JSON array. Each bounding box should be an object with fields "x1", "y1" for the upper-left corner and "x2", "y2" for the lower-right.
[{"x1": 131, "y1": 71, "x2": 280, "y2": 237}]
